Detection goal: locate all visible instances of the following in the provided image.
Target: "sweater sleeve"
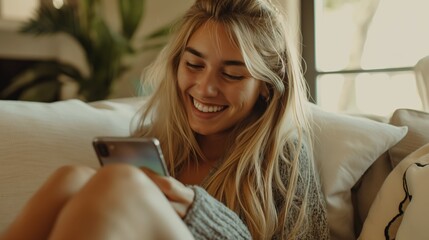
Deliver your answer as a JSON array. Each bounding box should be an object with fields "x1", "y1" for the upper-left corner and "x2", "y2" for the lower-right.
[{"x1": 183, "y1": 186, "x2": 252, "y2": 240}]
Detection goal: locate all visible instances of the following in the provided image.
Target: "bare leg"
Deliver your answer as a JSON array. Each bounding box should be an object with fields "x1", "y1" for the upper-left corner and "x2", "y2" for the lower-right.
[
  {"x1": 1, "y1": 165, "x2": 96, "y2": 240},
  {"x1": 48, "y1": 164, "x2": 194, "y2": 240}
]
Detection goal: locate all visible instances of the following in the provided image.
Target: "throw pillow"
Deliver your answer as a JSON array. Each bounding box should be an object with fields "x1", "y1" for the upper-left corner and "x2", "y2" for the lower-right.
[
  {"x1": 394, "y1": 160, "x2": 429, "y2": 240},
  {"x1": 388, "y1": 108, "x2": 429, "y2": 167},
  {"x1": 353, "y1": 151, "x2": 392, "y2": 235},
  {"x1": 310, "y1": 104, "x2": 408, "y2": 240},
  {"x1": 359, "y1": 143, "x2": 429, "y2": 240}
]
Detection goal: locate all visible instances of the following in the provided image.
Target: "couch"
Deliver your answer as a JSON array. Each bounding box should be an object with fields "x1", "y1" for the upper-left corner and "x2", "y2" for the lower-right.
[{"x1": 0, "y1": 97, "x2": 428, "y2": 239}]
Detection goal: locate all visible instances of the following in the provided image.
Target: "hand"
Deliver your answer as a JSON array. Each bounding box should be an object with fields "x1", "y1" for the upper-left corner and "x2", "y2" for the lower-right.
[{"x1": 141, "y1": 168, "x2": 195, "y2": 218}]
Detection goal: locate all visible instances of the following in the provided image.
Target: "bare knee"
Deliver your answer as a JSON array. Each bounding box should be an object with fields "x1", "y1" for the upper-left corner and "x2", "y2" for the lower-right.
[
  {"x1": 0, "y1": 166, "x2": 96, "y2": 240},
  {"x1": 49, "y1": 164, "x2": 167, "y2": 239},
  {"x1": 27, "y1": 165, "x2": 97, "y2": 211},
  {"x1": 63, "y1": 164, "x2": 162, "y2": 210},
  {"x1": 63, "y1": 164, "x2": 166, "y2": 216},
  {"x1": 51, "y1": 165, "x2": 96, "y2": 181},
  {"x1": 94, "y1": 164, "x2": 156, "y2": 191},
  {"x1": 44, "y1": 165, "x2": 96, "y2": 192}
]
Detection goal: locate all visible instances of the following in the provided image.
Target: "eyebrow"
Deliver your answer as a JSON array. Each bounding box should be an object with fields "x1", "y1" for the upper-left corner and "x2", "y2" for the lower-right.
[
  {"x1": 184, "y1": 47, "x2": 246, "y2": 66},
  {"x1": 185, "y1": 47, "x2": 204, "y2": 58}
]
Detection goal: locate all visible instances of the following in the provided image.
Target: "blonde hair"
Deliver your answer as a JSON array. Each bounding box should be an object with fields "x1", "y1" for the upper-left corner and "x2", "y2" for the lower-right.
[{"x1": 134, "y1": 0, "x2": 319, "y2": 238}]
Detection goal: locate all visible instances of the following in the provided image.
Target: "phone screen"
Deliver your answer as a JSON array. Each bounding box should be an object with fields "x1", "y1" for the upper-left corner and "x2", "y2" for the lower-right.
[{"x1": 93, "y1": 137, "x2": 169, "y2": 176}]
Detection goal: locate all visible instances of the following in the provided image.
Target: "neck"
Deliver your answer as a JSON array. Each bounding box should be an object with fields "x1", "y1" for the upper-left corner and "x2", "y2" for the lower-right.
[{"x1": 196, "y1": 133, "x2": 228, "y2": 162}]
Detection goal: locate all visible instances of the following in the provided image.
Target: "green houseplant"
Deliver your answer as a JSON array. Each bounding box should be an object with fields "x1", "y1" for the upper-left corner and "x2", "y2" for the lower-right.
[{"x1": 2, "y1": 0, "x2": 171, "y2": 102}]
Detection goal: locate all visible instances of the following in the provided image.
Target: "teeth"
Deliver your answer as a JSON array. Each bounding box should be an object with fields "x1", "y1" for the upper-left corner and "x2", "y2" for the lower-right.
[{"x1": 193, "y1": 98, "x2": 225, "y2": 113}]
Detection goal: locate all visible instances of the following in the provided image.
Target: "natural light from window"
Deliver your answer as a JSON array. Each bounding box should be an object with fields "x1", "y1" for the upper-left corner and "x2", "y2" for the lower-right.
[
  {"x1": 317, "y1": 72, "x2": 422, "y2": 116},
  {"x1": 315, "y1": 0, "x2": 429, "y2": 117},
  {"x1": 52, "y1": 0, "x2": 64, "y2": 9}
]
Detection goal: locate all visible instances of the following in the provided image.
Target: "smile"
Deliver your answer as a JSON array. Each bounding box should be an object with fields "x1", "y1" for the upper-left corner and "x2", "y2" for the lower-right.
[{"x1": 192, "y1": 98, "x2": 226, "y2": 113}]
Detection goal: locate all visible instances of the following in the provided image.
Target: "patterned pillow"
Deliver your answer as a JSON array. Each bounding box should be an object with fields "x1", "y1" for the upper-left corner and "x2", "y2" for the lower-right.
[
  {"x1": 384, "y1": 162, "x2": 429, "y2": 239},
  {"x1": 394, "y1": 162, "x2": 429, "y2": 239},
  {"x1": 359, "y1": 143, "x2": 429, "y2": 239}
]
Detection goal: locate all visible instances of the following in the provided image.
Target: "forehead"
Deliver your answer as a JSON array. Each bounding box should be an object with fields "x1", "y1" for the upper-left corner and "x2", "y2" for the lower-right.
[{"x1": 186, "y1": 21, "x2": 243, "y2": 61}]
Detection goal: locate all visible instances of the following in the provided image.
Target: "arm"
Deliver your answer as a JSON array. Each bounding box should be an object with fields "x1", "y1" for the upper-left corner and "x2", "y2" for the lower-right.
[{"x1": 184, "y1": 186, "x2": 252, "y2": 240}]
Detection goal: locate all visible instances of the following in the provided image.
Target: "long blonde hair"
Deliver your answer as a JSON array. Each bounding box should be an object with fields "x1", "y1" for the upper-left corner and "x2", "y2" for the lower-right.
[{"x1": 134, "y1": 0, "x2": 318, "y2": 238}]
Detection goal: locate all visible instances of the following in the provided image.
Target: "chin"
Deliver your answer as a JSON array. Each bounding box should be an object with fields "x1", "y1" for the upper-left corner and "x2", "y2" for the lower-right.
[
  {"x1": 191, "y1": 126, "x2": 213, "y2": 136},
  {"x1": 189, "y1": 123, "x2": 217, "y2": 135},
  {"x1": 191, "y1": 123, "x2": 234, "y2": 137}
]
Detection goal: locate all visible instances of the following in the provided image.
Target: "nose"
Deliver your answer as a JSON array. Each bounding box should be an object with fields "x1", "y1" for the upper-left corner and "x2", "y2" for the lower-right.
[{"x1": 195, "y1": 70, "x2": 219, "y2": 97}]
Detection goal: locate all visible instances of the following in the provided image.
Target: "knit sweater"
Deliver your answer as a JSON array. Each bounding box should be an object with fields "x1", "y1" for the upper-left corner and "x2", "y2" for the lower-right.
[
  {"x1": 183, "y1": 144, "x2": 330, "y2": 240},
  {"x1": 184, "y1": 186, "x2": 251, "y2": 239}
]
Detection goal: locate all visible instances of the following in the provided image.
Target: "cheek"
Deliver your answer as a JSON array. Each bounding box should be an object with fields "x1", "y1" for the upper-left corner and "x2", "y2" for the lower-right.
[
  {"x1": 177, "y1": 64, "x2": 189, "y2": 93},
  {"x1": 229, "y1": 82, "x2": 261, "y2": 110},
  {"x1": 242, "y1": 82, "x2": 262, "y2": 106}
]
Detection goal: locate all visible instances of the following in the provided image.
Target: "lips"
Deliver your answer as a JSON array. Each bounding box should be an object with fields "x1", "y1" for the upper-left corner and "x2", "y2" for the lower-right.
[{"x1": 192, "y1": 97, "x2": 226, "y2": 113}]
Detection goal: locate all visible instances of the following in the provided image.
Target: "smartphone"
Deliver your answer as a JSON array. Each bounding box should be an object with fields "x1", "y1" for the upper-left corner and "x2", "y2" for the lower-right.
[{"x1": 92, "y1": 137, "x2": 169, "y2": 176}]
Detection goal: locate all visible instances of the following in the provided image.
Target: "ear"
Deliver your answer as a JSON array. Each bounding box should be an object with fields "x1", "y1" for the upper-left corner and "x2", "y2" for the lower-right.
[{"x1": 260, "y1": 82, "x2": 270, "y2": 100}]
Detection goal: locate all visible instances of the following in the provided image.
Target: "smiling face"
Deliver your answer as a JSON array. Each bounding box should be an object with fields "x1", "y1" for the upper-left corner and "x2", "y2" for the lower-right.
[{"x1": 177, "y1": 21, "x2": 262, "y2": 138}]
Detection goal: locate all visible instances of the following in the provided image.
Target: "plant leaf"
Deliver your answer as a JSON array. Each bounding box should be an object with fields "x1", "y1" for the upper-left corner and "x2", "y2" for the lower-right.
[
  {"x1": 140, "y1": 42, "x2": 168, "y2": 52},
  {"x1": 19, "y1": 80, "x2": 61, "y2": 102},
  {"x1": 144, "y1": 21, "x2": 174, "y2": 40},
  {"x1": 21, "y1": 4, "x2": 79, "y2": 36},
  {"x1": 1, "y1": 61, "x2": 82, "y2": 100},
  {"x1": 12, "y1": 0, "x2": 170, "y2": 102},
  {"x1": 119, "y1": 0, "x2": 145, "y2": 40}
]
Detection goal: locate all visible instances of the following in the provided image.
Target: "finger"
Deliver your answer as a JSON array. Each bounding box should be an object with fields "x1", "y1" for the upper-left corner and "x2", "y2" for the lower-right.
[
  {"x1": 170, "y1": 201, "x2": 188, "y2": 218},
  {"x1": 142, "y1": 169, "x2": 194, "y2": 203},
  {"x1": 140, "y1": 168, "x2": 171, "y2": 191},
  {"x1": 161, "y1": 178, "x2": 194, "y2": 203},
  {"x1": 140, "y1": 167, "x2": 158, "y2": 177}
]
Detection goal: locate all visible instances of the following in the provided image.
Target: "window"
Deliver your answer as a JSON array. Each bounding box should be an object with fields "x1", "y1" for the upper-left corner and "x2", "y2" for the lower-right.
[{"x1": 301, "y1": 0, "x2": 429, "y2": 117}]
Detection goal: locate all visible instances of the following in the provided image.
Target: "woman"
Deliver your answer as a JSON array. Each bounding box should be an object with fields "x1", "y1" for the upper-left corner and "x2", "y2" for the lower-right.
[{"x1": 1, "y1": 0, "x2": 329, "y2": 239}]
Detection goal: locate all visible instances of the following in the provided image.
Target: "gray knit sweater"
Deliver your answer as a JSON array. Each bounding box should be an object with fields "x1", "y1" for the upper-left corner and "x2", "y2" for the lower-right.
[{"x1": 183, "y1": 145, "x2": 330, "y2": 240}]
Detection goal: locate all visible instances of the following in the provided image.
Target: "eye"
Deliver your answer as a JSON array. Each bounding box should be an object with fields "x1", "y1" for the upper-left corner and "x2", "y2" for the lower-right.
[
  {"x1": 186, "y1": 61, "x2": 203, "y2": 70},
  {"x1": 223, "y1": 72, "x2": 244, "y2": 81}
]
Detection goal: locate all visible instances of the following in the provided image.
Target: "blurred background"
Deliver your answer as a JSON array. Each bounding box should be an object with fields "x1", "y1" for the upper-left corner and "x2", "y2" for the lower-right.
[
  {"x1": 0, "y1": 0, "x2": 428, "y2": 118},
  {"x1": 302, "y1": 0, "x2": 429, "y2": 117},
  {"x1": 0, "y1": 0, "x2": 194, "y2": 102}
]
